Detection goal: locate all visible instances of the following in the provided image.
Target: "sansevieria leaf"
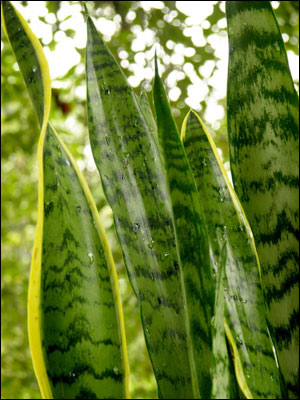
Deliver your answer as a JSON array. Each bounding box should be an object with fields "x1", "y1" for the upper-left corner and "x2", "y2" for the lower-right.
[
  {"x1": 1, "y1": 1, "x2": 50, "y2": 132},
  {"x1": 38, "y1": 123, "x2": 129, "y2": 399},
  {"x1": 139, "y1": 89, "x2": 157, "y2": 136},
  {"x1": 182, "y1": 110, "x2": 282, "y2": 399},
  {"x1": 226, "y1": 2, "x2": 299, "y2": 397},
  {"x1": 210, "y1": 244, "x2": 237, "y2": 399},
  {"x1": 2, "y1": 2, "x2": 129, "y2": 399},
  {"x1": 153, "y1": 57, "x2": 215, "y2": 399},
  {"x1": 85, "y1": 12, "x2": 213, "y2": 399}
]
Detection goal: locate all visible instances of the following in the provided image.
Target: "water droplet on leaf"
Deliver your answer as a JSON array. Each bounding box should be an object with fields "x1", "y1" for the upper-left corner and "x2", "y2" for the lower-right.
[
  {"x1": 88, "y1": 252, "x2": 94, "y2": 264},
  {"x1": 148, "y1": 240, "x2": 155, "y2": 249}
]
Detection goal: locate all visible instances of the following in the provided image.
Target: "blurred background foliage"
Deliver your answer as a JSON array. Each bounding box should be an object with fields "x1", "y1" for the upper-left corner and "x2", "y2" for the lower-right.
[{"x1": 1, "y1": 1, "x2": 299, "y2": 399}]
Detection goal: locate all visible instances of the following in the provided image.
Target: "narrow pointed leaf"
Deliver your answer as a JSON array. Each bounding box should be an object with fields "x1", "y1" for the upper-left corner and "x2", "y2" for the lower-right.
[
  {"x1": 85, "y1": 15, "x2": 203, "y2": 399},
  {"x1": 226, "y1": 2, "x2": 299, "y2": 397},
  {"x1": 139, "y1": 89, "x2": 157, "y2": 136},
  {"x1": 1, "y1": 1, "x2": 50, "y2": 129},
  {"x1": 2, "y1": 3, "x2": 129, "y2": 398},
  {"x1": 153, "y1": 59, "x2": 214, "y2": 399},
  {"x1": 182, "y1": 111, "x2": 282, "y2": 399}
]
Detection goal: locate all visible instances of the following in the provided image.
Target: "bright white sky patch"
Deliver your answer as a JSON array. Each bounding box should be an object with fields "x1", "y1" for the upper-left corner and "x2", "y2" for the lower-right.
[
  {"x1": 288, "y1": 51, "x2": 299, "y2": 82},
  {"x1": 44, "y1": 39, "x2": 80, "y2": 79},
  {"x1": 177, "y1": 1, "x2": 214, "y2": 23},
  {"x1": 140, "y1": 1, "x2": 164, "y2": 12}
]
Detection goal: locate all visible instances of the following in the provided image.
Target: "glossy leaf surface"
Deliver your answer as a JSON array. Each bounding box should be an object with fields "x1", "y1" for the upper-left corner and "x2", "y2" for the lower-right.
[
  {"x1": 85, "y1": 14, "x2": 202, "y2": 399},
  {"x1": 153, "y1": 60, "x2": 214, "y2": 399},
  {"x1": 182, "y1": 111, "x2": 281, "y2": 399},
  {"x1": 226, "y1": 2, "x2": 299, "y2": 397},
  {"x1": 41, "y1": 124, "x2": 127, "y2": 399},
  {"x1": 2, "y1": 3, "x2": 129, "y2": 398}
]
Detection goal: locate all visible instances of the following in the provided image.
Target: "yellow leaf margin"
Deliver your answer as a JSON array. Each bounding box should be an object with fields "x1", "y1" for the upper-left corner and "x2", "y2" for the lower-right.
[{"x1": 2, "y1": 3, "x2": 129, "y2": 398}]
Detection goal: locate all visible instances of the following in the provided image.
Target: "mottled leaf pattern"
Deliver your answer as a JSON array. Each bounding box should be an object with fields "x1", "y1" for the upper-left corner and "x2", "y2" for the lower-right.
[
  {"x1": 2, "y1": 3, "x2": 129, "y2": 399},
  {"x1": 153, "y1": 60, "x2": 214, "y2": 399},
  {"x1": 85, "y1": 14, "x2": 201, "y2": 399},
  {"x1": 41, "y1": 124, "x2": 126, "y2": 399},
  {"x1": 226, "y1": 2, "x2": 299, "y2": 397},
  {"x1": 182, "y1": 111, "x2": 282, "y2": 399}
]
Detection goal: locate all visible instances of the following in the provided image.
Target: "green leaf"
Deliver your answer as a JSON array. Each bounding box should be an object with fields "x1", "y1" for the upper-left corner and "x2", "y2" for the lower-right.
[
  {"x1": 153, "y1": 58, "x2": 214, "y2": 398},
  {"x1": 2, "y1": 3, "x2": 129, "y2": 398},
  {"x1": 226, "y1": 2, "x2": 299, "y2": 397},
  {"x1": 1, "y1": 1, "x2": 51, "y2": 129},
  {"x1": 85, "y1": 14, "x2": 211, "y2": 399},
  {"x1": 139, "y1": 89, "x2": 157, "y2": 136},
  {"x1": 39, "y1": 122, "x2": 128, "y2": 399},
  {"x1": 210, "y1": 244, "x2": 240, "y2": 400},
  {"x1": 182, "y1": 110, "x2": 282, "y2": 399},
  {"x1": 211, "y1": 244, "x2": 233, "y2": 399}
]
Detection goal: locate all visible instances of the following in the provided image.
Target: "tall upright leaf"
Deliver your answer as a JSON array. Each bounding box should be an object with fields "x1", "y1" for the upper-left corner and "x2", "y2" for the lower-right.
[
  {"x1": 153, "y1": 58, "x2": 214, "y2": 398},
  {"x1": 2, "y1": 3, "x2": 129, "y2": 398},
  {"x1": 226, "y1": 2, "x2": 299, "y2": 397},
  {"x1": 182, "y1": 110, "x2": 282, "y2": 399},
  {"x1": 86, "y1": 13, "x2": 213, "y2": 399},
  {"x1": 39, "y1": 123, "x2": 129, "y2": 399}
]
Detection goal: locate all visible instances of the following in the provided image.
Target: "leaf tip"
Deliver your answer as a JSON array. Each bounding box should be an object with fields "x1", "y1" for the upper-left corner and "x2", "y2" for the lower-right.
[
  {"x1": 154, "y1": 47, "x2": 159, "y2": 77},
  {"x1": 82, "y1": 2, "x2": 90, "y2": 18}
]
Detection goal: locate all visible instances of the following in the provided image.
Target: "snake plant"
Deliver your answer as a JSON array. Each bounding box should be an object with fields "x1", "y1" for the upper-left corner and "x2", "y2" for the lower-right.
[
  {"x1": 226, "y1": 3, "x2": 299, "y2": 398},
  {"x1": 2, "y1": 1, "x2": 298, "y2": 399}
]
